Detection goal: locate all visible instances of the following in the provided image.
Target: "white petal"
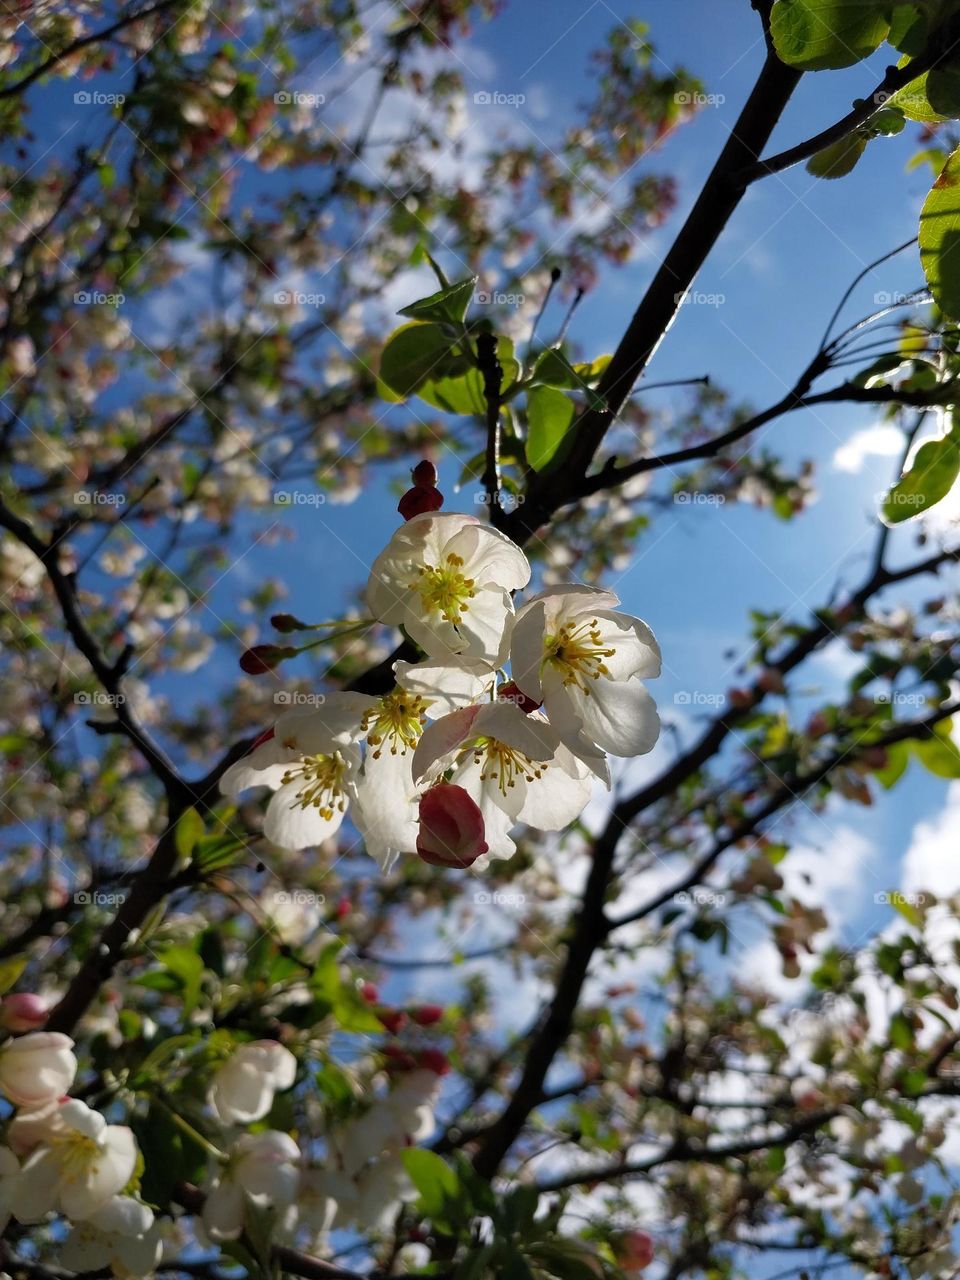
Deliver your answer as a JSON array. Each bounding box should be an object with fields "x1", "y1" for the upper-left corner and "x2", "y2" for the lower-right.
[
  {"x1": 445, "y1": 522, "x2": 531, "y2": 592},
  {"x1": 516, "y1": 757, "x2": 592, "y2": 830},
  {"x1": 263, "y1": 780, "x2": 349, "y2": 850},
  {"x1": 412, "y1": 705, "x2": 480, "y2": 782},
  {"x1": 592, "y1": 610, "x2": 661, "y2": 680},
  {"x1": 203, "y1": 1177, "x2": 246, "y2": 1242},
  {"x1": 473, "y1": 701, "x2": 559, "y2": 761},
  {"x1": 509, "y1": 599, "x2": 547, "y2": 702},
  {"x1": 572, "y1": 679, "x2": 661, "y2": 758},
  {"x1": 354, "y1": 748, "x2": 419, "y2": 866},
  {"x1": 394, "y1": 657, "x2": 495, "y2": 715}
]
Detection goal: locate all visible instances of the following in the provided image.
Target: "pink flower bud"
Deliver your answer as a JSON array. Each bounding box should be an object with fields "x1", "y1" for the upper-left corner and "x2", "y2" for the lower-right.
[
  {"x1": 496, "y1": 681, "x2": 541, "y2": 714},
  {"x1": 617, "y1": 1231, "x2": 654, "y2": 1274},
  {"x1": 0, "y1": 993, "x2": 48, "y2": 1031},
  {"x1": 398, "y1": 484, "x2": 444, "y2": 521},
  {"x1": 417, "y1": 784, "x2": 488, "y2": 869}
]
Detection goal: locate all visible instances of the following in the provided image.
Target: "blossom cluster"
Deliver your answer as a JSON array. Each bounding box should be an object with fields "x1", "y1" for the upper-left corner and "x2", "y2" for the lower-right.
[
  {"x1": 0, "y1": 1031, "x2": 158, "y2": 1274},
  {"x1": 225, "y1": 509, "x2": 661, "y2": 869},
  {"x1": 0, "y1": 1030, "x2": 444, "y2": 1273}
]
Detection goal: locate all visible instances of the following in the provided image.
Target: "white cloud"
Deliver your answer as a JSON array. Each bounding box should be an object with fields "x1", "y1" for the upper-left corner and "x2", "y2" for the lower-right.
[
  {"x1": 901, "y1": 782, "x2": 960, "y2": 898},
  {"x1": 832, "y1": 424, "x2": 903, "y2": 474}
]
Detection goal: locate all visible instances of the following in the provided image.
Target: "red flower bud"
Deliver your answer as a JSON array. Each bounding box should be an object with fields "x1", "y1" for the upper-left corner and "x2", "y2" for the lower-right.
[
  {"x1": 360, "y1": 982, "x2": 379, "y2": 1004},
  {"x1": 409, "y1": 1003, "x2": 444, "y2": 1027},
  {"x1": 398, "y1": 484, "x2": 444, "y2": 521},
  {"x1": 417, "y1": 784, "x2": 488, "y2": 869},
  {"x1": 496, "y1": 681, "x2": 541, "y2": 714},
  {"x1": 336, "y1": 896, "x2": 352, "y2": 919},
  {"x1": 0, "y1": 993, "x2": 48, "y2": 1032},
  {"x1": 239, "y1": 644, "x2": 296, "y2": 674},
  {"x1": 270, "y1": 613, "x2": 309, "y2": 634},
  {"x1": 412, "y1": 459, "x2": 438, "y2": 487},
  {"x1": 417, "y1": 1048, "x2": 451, "y2": 1076},
  {"x1": 378, "y1": 1009, "x2": 409, "y2": 1034}
]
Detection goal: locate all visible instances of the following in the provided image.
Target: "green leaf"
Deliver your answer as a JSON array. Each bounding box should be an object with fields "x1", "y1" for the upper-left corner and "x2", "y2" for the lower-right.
[
  {"x1": 398, "y1": 276, "x2": 477, "y2": 326},
  {"x1": 0, "y1": 956, "x2": 26, "y2": 995},
  {"x1": 912, "y1": 719, "x2": 960, "y2": 778},
  {"x1": 875, "y1": 739, "x2": 911, "y2": 788},
  {"x1": 920, "y1": 146, "x2": 960, "y2": 320},
  {"x1": 770, "y1": 0, "x2": 891, "y2": 70},
  {"x1": 174, "y1": 806, "x2": 204, "y2": 860},
  {"x1": 806, "y1": 132, "x2": 867, "y2": 178},
  {"x1": 418, "y1": 336, "x2": 519, "y2": 414},
  {"x1": 378, "y1": 322, "x2": 460, "y2": 400},
  {"x1": 526, "y1": 385, "x2": 575, "y2": 472},
  {"x1": 881, "y1": 434, "x2": 960, "y2": 524},
  {"x1": 400, "y1": 1148, "x2": 463, "y2": 1226}
]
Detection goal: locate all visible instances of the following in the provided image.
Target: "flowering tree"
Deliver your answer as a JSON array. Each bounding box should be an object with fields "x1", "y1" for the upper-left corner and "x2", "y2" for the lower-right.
[{"x1": 2, "y1": 1, "x2": 960, "y2": 1278}]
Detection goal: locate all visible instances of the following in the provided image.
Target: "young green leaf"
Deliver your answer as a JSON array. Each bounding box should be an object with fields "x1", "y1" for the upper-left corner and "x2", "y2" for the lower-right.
[
  {"x1": 881, "y1": 434, "x2": 960, "y2": 524},
  {"x1": 526, "y1": 385, "x2": 575, "y2": 472},
  {"x1": 806, "y1": 132, "x2": 867, "y2": 178},
  {"x1": 770, "y1": 0, "x2": 891, "y2": 71},
  {"x1": 398, "y1": 276, "x2": 478, "y2": 326}
]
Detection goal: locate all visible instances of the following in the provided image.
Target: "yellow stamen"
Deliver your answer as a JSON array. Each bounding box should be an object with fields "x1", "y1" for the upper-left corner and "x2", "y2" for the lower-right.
[
  {"x1": 543, "y1": 617, "x2": 615, "y2": 695},
  {"x1": 51, "y1": 1131, "x2": 100, "y2": 1183},
  {"x1": 361, "y1": 691, "x2": 428, "y2": 758},
  {"x1": 410, "y1": 553, "x2": 476, "y2": 625},
  {"x1": 469, "y1": 737, "x2": 545, "y2": 796},
  {"x1": 281, "y1": 751, "x2": 348, "y2": 819}
]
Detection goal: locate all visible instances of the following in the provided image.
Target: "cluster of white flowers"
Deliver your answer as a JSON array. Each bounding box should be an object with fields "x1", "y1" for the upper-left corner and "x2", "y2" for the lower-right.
[
  {"x1": 0, "y1": 1031, "x2": 159, "y2": 1274},
  {"x1": 202, "y1": 1042, "x2": 441, "y2": 1249},
  {"x1": 223, "y1": 511, "x2": 661, "y2": 869}
]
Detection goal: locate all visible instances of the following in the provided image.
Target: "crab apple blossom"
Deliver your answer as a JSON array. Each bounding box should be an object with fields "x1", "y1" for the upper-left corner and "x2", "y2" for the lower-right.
[
  {"x1": 416, "y1": 783, "x2": 488, "y2": 867},
  {"x1": 209, "y1": 1041, "x2": 297, "y2": 1126},
  {"x1": 219, "y1": 694, "x2": 370, "y2": 849},
  {"x1": 413, "y1": 701, "x2": 593, "y2": 861},
  {"x1": 617, "y1": 1230, "x2": 655, "y2": 1273},
  {"x1": 0, "y1": 1030, "x2": 76, "y2": 1107},
  {"x1": 202, "y1": 1130, "x2": 301, "y2": 1242},
  {"x1": 60, "y1": 1197, "x2": 161, "y2": 1279},
  {"x1": 365, "y1": 512, "x2": 530, "y2": 663},
  {"x1": 511, "y1": 584, "x2": 661, "y2": 760},
  {"x1": 10, "y1": 1099, "x2": 138, "y2": 1223}
]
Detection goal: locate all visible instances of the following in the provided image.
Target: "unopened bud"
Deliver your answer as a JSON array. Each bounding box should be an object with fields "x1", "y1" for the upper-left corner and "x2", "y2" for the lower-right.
[
  {"x1": 497, "y1": 681, "x2": 541, "y2": 714},
  {"x1": 0, "y1": 993, "x2": 48, "y2": 1031},
  {"x1": 239, "y1": 644, "x2": 297, "y2": 674},
  {"x1": 409, "y1": 1003, "x2": 444, "y2": 1027},
  {"x1": 412, "y1": 459, "x2": 438, "y2": 487},
  {"x1": 417, "y1": 784, "x2": 488, "y2": 868},
  {"x1": 398, "y1": 484, "x2": 444, "y2": 521},
  {"x1": 270, "y1": 613, "x2": 309, "y2": 634}
]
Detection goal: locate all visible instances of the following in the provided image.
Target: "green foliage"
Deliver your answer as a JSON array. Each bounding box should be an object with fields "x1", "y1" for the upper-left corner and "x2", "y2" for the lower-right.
[
  {"x1": 770, "y1": 0, "x2": 894, "y2": 70},
  {"x1": 920, "y1": 146, "x2": 960, "y2": 320},
  {"x1": 526, "y1": 385, "x2": 577, "y2": 472},
  {"x1": 881, "y1": 426, "x2": 960, "y2": 524}
]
